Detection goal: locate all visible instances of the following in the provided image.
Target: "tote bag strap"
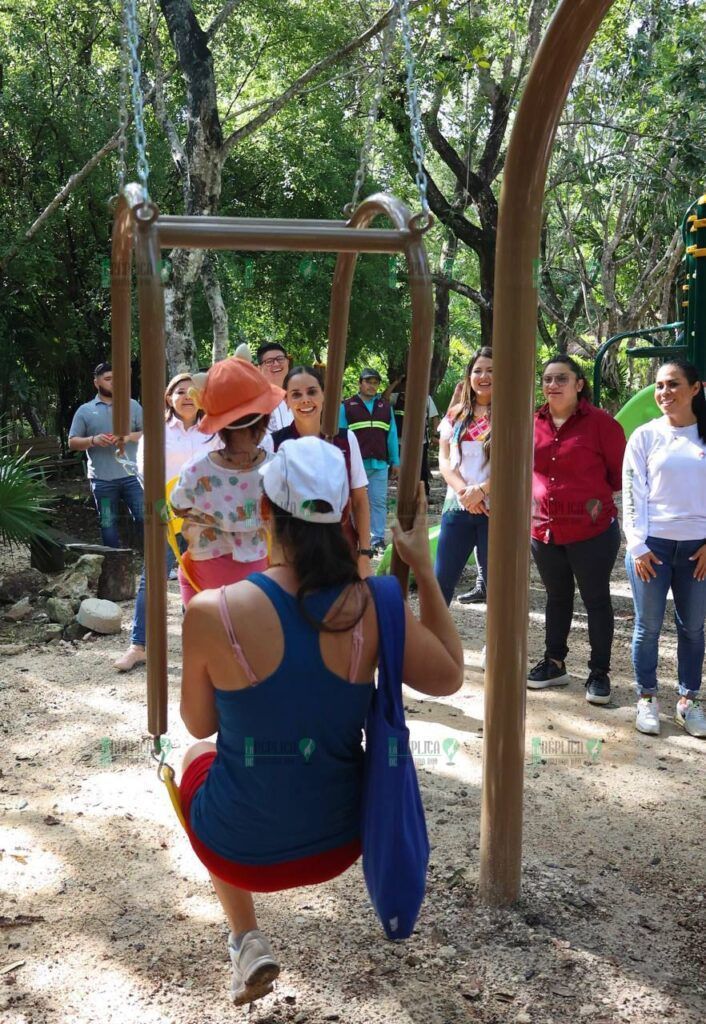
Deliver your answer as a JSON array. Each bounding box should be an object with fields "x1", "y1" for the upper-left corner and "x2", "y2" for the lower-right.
[{"x1": 367, "y1": 575, "x2": 406, "y2": 730}]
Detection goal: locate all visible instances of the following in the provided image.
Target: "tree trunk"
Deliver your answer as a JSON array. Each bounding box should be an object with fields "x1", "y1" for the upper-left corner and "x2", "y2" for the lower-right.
[
  {"x1": 478, "y1": 234, "x2": 495, "y2": 346},
  {"x1": 164, "y1": 249, "x2": 202, "y2": 372},
  {"x1": 23, "y1": 404, "x2": 46, "y2": 436},
  {"x1": 201, "y1": 252, "x2": 230, "y2": 362},
  {"x1": 430, "y1": 232, "x2": 458, "y2": 391},
  {"x1": 159, "y1": 0, "x2": 225, "y2": 375}
]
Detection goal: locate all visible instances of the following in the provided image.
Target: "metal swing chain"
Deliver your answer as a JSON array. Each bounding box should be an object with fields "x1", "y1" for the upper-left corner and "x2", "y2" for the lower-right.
[
  {"x1": 397, "y1": 0, "x2": 430, "y2": 219},
  {"x1": 117, "y1": 6, "x2": 130, "y2": 193},
  {"x1": 348, "y1": 7, "x2": 399, "y2": 214},
  {"x1": 122, "y1": 0, "x2": 152, "y2": 205}
]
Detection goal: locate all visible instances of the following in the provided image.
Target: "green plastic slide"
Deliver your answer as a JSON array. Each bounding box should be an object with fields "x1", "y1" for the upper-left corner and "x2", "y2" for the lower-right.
[
  {"x1": 614, "y1": 384, "x2": 659, "y2": 439},
  {"x1": 376, "y1": 521, "x2": 476, "y2": 576}
]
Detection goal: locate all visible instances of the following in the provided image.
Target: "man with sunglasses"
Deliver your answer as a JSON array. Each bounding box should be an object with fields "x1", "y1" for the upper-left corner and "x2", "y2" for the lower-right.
[
  {"x1": 68, "y1": 361, "x2": 144, "y2": 548},
  {"x1": 256, "y1": 342, "x2": 294, "y2": 433}
]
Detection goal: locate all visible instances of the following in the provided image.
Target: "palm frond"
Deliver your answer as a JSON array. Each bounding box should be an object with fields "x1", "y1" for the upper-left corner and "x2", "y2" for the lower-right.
[{"x1": 0, "y1": 444, "x2": 54, "y2": 549}]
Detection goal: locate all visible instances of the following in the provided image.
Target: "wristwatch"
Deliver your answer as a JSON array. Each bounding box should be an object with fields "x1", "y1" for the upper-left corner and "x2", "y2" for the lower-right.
[{"x1": 358, "y1": 548, "x2": 375, "y2": 557}]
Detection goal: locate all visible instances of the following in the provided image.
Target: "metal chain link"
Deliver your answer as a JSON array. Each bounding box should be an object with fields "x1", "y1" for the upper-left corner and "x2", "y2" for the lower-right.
[
  {"x1": 123, "y1": 0, "x2": 151, "y2": 204},
  {"x1": 349, "y1": 7, "x2": 399, "y2": 213},
  {"x1": 117, "y1": 7, "x2": 130, "y2": 193},
  {"x1": 397, "y1": 0, "x2": 429, "y2": 217}
]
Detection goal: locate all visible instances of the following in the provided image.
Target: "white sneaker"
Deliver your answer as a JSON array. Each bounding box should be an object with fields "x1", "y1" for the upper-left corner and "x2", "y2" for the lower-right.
[
  {"x1": 168, "y1": 567, "x2": 179, "y2": 581},
  {"x1": 675, "y1": 699, "x2": 706, "y2": 738},
  {"x1": 635, "y1": 697, "x2": 660, "y2": 735},
  {"x1": 228, "y1": 929, "x2": 280, "y2": 1006}
]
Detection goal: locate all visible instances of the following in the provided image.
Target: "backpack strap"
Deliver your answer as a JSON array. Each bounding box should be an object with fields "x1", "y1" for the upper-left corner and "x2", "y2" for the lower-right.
[{"x1": 366, "y1": 575, "x2": 406, "y2": 727}]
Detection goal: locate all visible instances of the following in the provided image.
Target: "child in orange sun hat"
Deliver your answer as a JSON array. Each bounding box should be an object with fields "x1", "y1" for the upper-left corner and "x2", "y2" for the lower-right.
[{"x1": 170, "y1": 357, "x2": 284, "y2": 604}]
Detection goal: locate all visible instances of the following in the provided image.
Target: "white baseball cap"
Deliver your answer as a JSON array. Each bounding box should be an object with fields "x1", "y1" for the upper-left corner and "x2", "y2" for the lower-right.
[{"x1": 259, "y1": 436, "x2": 350, "y2": 523}]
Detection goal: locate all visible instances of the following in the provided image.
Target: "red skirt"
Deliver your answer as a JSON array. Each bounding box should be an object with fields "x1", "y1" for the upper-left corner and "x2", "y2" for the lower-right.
[
  {"x1": 179, "y1": 752, "x2": 361, "y2": 891},
  {"x1": 178, "y1": 552, "x2": 268, "y2": 606}
]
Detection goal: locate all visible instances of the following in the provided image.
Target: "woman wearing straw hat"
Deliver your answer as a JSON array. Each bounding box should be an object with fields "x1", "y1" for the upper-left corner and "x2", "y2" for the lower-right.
[
  {"x1": 178, "y1": 437, "x2": 463, "y2": 1005},
  {"x1": 114, "y1": 373, "x2": 219, "y2": 672},
  {"x1": 170, "y1": 357, "x2": 284, "y2": 605}
]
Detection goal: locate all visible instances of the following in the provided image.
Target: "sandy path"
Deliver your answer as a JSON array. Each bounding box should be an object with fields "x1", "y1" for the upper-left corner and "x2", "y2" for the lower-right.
[{"x1": 1, "y1": 526, "x2": 705, "y2": 1024}]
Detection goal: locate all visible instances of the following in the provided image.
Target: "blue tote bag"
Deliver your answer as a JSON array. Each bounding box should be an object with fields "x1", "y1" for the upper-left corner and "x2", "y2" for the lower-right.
[{"x1": 362, "y1": 575, "x2": 430, "y2": 940}]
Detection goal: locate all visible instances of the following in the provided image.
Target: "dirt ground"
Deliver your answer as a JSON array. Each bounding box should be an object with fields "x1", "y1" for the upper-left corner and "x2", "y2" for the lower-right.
[{"x1": 1, "y1": 475, "x2": 705, "y2": 1024}]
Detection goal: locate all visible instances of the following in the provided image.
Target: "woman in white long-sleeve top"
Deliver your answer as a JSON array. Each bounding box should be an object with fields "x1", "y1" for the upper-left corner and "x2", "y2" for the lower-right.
[{"x1": 623, "y1": 359, "x2": 706, "y2": 738}]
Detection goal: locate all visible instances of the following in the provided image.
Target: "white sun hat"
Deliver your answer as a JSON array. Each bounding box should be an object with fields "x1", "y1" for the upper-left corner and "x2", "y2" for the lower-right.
[{"x1": 259, "y1": 436, "x2": 349, "y2": 523}]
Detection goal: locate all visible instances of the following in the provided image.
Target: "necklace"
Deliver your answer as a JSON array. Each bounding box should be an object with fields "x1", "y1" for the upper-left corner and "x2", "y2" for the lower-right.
[{"x1": 220, "y1": 448, "x2": 260, "y2": 467}]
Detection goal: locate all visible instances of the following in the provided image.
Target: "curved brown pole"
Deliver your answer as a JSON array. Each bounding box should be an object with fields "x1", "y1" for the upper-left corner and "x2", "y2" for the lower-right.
[
  {"x1": 323, "y1": 194, "x2": 434, "y2": 595},
  {"x1": 134, "y1": 210, "x2": 168, "y2": 740},
  {"x1": 110, "y1": 194, "x2": 134, "y2": 438},
  {"x1": 480, "y1": 0, "x2": 615, "y2": 905}
]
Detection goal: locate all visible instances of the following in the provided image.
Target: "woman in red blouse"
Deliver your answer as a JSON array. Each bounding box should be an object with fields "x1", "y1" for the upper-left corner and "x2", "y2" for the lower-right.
[{"x1": 529, "y1": 355, "x2": 626, "y2": 704}]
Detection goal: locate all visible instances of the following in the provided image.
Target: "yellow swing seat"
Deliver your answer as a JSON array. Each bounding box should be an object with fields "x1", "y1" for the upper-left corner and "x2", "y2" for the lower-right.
[{"x1": 165, "y1": 476, "x2": 201, "y2": 594}]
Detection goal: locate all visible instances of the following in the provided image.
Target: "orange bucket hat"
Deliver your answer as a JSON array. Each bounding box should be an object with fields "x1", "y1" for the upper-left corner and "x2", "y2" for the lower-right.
[{"x1": 196, "y1": 357, "x2": 284, "y2": 434}]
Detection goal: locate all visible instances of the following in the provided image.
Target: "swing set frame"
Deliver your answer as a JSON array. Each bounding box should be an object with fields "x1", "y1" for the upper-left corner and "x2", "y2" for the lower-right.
[
  {"x1": 110, "y1": 189, "x2": 434, "y2": 742},
  {"x1": 111, "y1": 0, "x2": 617, "y2": 907}
]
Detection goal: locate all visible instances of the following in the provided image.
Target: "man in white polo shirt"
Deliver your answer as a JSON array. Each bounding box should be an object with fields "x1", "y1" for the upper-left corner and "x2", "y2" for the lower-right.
[{"x1": 68, "y1": 362, "x2": 144, "y2": 548}]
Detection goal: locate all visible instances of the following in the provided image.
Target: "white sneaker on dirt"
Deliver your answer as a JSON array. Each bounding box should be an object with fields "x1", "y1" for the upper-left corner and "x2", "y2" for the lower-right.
[
  {"x1": 674, "y1": 699, "x2": 706, "y2": 738},
  {"x1": 635, "y1": 697, "x2": 660, "y2": 736},
  {"x1": 228, "y1": 929, "x2": 280, "y2": 1006}
]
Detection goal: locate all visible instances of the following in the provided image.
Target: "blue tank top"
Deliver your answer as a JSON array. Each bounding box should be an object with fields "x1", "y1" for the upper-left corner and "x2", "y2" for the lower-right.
[{"x1": 189, "y1": 573, "x2": 374, "y2": 864}]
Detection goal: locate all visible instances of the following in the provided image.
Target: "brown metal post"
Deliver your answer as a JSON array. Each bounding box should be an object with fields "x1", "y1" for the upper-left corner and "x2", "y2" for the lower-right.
[
  {"x1": 479, "y1": 0, "x2": 615, "y2": 905},
  {"x1": 322, "y1": 195, "x2": 434, "y2": 595},
  {"x1": 157, "y1": 221, "x2": 409, "y2": 254},
  {"x1": 110, "y1": 193, "x2": 134, "y2": 437},
  {"x1": 134, "y1": 208, "x2": 168, "y2": 740}
]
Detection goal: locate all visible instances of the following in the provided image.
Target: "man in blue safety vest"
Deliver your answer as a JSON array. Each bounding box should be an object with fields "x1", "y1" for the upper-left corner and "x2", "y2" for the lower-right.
[{"x1": 340, "y1": 368, "x2": 399, "y2": 551}]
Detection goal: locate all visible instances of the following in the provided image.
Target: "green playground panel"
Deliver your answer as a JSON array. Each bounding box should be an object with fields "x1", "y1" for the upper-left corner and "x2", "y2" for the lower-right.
[
  {"x1": 614, "y1": 384, "x2": 660, "y2": 439},
  {"x1": 376, "y1": 521, "x2": 476, "y2": 576}
]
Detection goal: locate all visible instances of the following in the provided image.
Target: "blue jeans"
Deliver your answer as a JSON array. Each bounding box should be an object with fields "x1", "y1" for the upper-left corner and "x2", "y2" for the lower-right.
[
  {"x1": 367, "y1": 467, "x2": 390, "y2": 547},
  {"x1": 626, "y1": 536, "x2": 706, "y2": 698},
  {"x1": 91, "y1": 476, "x2": 144, "y2": 549},
  {"x1": 131, "y1": 540, "x2": 184, "y2": 647},
  {"x1": 434, "y1": 508, "x2": 488, "y2": 606}
]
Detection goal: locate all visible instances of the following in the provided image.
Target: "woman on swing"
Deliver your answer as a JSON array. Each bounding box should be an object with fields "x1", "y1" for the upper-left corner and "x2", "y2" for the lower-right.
[
  {"x1": 274, "y1": 363, "x2": 373, "y2": 577},
  {"x1": 179, "y1": 437, "x2": 463, "y2": 1005}
]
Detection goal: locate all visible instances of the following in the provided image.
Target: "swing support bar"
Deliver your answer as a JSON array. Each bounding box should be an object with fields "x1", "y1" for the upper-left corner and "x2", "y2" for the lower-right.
[
  {"x1": 111, "y1": 194, "x2": 433, "y2": 739},
  {"x1": 480, "y1": 0, "x2": 615, "y2": 905}
]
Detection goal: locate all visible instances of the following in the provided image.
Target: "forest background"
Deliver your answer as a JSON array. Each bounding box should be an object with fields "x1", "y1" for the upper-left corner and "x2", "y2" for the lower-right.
[{"x1": 0, "y1": 0, "x2": 704, "y2": 444}]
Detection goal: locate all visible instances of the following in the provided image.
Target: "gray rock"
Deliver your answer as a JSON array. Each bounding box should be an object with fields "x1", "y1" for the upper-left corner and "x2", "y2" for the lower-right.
[
  {"x1": 0, "y1": 568, "x2": 46, "y2": 604},
  {"x1": 5, "y1": 597, "x2": 33, "y2": 622},
  {"x1": 64, "y1": 573, "x2": 91, "y2": 600},
  {"x1": 0, "y1": 642, "x2": 29, "y2": 656},
  {"x1": 64, "y1": 621, "x2": 88, "y2": 641},
  {"x1": 73, "y1": 554, "x2": 104, "y2": 588},
  {"x1": 438, "y1": 945, "x2": 457, "y2": 959},
  {"x1": 46, "y1": 597, "x2": 75, "y2": 626},
  {"x1": 76, "y1": 598, "x2": 122, "y2": 635},
  {"x1": 43, "y1": 624, "x2": 64, "y2": 641}
]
